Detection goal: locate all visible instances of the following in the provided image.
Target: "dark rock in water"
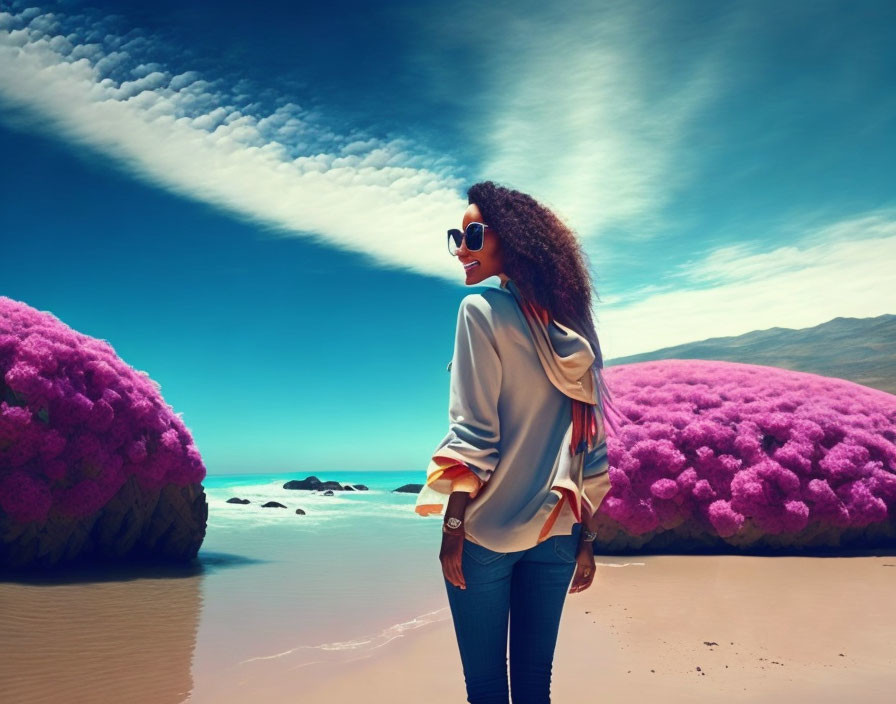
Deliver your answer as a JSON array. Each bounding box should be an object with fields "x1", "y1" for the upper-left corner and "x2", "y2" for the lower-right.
[
  {"x1": 283, "y1": 476, "x2": 363, "y2": 492},
  {"x1": 394, "y1": 484, "x2": 423, "y2": 494},
  {"x1": 283, "y1": 476, "x2": 344, "y2": 491},
  {"x1": 261, "y1": 501, "x2": 287, "y2": 508},
  {"x1": 322, "y1": 490, "x2": 334, "y2": 496},
  {"x1": 295, "y1": 508, "x2": 306, "y2": 515},
  {"x1": 283, "y1": 476, "x2": 322, "y2": 490},
  {"x1": 226, "y1": 497, "x2": 250, "y2": 504}
]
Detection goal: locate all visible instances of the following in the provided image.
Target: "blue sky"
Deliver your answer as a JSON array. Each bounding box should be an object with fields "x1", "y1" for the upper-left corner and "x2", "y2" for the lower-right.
[{"x1": 1, "y1": 0, "x2": 894, "y2": 474}]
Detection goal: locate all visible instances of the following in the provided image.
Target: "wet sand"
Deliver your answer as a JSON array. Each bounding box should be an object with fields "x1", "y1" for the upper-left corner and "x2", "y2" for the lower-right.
[
  {"x1": 2, "y1": 552, "x2": 895, "y2": 703},
  {"x1": 293, "y1": 553, "x2": 896, "y2": 704}
]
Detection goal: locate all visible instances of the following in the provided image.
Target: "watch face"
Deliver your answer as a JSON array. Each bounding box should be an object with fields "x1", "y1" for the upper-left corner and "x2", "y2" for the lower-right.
[{"x1": 446, "y1": 517, "x2": 462, "y2": 529}]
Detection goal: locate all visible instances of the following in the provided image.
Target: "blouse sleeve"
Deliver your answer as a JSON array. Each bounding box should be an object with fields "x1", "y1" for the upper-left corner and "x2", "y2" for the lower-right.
[
  {"x1": 414, "y1": 296, "x2": 502, "y2": 516},
  {"x1": 449, "y1": 466, "x2": 485, "y2": 496}
]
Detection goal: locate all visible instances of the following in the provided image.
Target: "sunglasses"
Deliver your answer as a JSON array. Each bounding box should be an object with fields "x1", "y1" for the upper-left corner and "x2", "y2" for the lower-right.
[{"x1": 447, "y1": 222, "x2": 490, "y2": 255}]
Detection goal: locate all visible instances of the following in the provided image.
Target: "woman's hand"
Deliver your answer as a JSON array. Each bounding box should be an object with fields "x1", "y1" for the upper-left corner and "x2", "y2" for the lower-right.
[
  {"x1": 568, "y1": 540, "x2": 596, "y2": 593},
  {"x1": 440, "y1": 532, "x2": 466, "y2": 589},
  {"x1": 441, "y1": 491, "x2": 471, "y2": 590}
]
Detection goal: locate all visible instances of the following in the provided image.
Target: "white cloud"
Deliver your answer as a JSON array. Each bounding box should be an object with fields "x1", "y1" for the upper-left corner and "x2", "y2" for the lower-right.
[
  {"x1": 680, "y1": 213, "x2": 896, "y2": 286},
  {"x1": 0, "y1": 2, "x2": 746, "y2": 292},
  {"x1": 404, "y1": 1, "x2": 728, "y2": 240},
  {"x1": 0, "y1": 8, "x2": 470, "y2": 282},
  {"x1": 600, "y1": 211, "x2": 896, "y2": 359},
  {"x1": 3, "y1": 3, "x2": 890, "y2": 356}
]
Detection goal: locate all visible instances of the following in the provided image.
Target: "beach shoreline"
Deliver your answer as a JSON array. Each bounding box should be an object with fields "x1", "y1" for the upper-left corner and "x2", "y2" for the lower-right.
[
  {"x1": 218, "y1": 553, "x2": 896, "y2": 704},
  {"x1": 5, "y1": 469, "x2": 896, "y2": 703},
  {"x1": 3, "y1": 549, "x2": 896, "y2": 702}
]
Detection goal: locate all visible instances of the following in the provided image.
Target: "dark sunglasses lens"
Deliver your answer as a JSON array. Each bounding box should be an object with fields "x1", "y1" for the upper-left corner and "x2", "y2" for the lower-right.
[
  {"x1": 447, "y1": 229, "x2": 463, "y2": 254},
  {"x1": 465, "y1": 223, "x2": 484, "y2": 250}
]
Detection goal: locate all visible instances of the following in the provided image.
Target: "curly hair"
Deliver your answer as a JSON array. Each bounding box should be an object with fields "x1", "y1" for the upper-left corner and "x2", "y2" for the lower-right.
[
  {"x1": 467, "y1": 182, "x2": 601, "y2": 355},
  {"x1": 467, "y1": 180, "x2": 620, "y2": 433}
]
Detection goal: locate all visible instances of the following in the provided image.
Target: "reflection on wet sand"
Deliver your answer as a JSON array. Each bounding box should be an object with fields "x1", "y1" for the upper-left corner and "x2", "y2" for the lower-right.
[{"x1": 0, "y1": 553, "x2": 254, "y2": 704}]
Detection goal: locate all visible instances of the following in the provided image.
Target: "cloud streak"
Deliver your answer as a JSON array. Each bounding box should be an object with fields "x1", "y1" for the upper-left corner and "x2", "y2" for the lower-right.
[
  {"x1": 0, "y1": 7, "x2": 468, "y2": 281},
  {"x1": 403, "y1": 0, "x2": 729, "y2": 241},
  {"x1": 600, "y1": 210, "x2": 896, "y2": 359},
  {"x1": 2, "y1": 2, "x2": 890, "y2": 355}
]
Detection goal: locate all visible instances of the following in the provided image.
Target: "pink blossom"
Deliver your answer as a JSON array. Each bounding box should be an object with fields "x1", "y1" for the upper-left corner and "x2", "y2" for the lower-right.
[
  {"x1": 707, "y1": 499, "x2": 745, "y2": 537},
  {"x1": 0, "y1": 296, "x2": 206, "y2": 524},
  {"x1": 596, "y1": 359, "x2": 896, "y2": 544},
  {"x1": 650, "y1": 478, "x2": 679, "y2": 500},
  {"x1": 0, "y1": 469, "x2": 52, "y2": 523}
]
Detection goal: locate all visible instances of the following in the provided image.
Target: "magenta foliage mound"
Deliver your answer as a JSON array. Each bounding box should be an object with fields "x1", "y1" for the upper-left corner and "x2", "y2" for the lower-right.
[
  {"x1": 0, "y1": 296, "x2": 207, "y2": 567},
  {"x1": 596, "y1": 359, "x2": 896, "y2": 552}
]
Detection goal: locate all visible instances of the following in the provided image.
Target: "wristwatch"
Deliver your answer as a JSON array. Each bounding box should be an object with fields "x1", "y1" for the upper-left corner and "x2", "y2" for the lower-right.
[
  {"x1": 582, "y1": 528, "x2": 597, "y2": 542},
  {"x1": 443, "y1": 517, "x2": 464, "y2": 535}
]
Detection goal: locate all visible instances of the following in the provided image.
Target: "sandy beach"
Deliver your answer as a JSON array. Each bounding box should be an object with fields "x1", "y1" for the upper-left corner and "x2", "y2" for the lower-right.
[
  {"x1": 4, "y1": 473, "x2": 896, "y2": 704},
  {"x1": 3, "y1": 547, "x2": 896, "y2": 703},
  {"x1": 249, "y1": 552, "x2": 896, "y2": 704}
]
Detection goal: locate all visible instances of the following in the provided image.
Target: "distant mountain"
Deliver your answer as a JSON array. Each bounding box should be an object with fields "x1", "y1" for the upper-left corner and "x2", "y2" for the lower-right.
[{"x1": 605, "y1": 314, "x2": 896, "y2": 397}]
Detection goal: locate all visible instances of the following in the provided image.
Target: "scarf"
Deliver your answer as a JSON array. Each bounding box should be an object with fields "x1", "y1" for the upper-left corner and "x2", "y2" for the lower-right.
[{"x1": 502, "y1": 278, "x2": 606, "y2": 457}]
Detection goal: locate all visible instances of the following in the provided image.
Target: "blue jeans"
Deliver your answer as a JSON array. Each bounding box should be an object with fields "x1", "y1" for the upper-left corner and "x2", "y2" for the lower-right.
[{"x1": 443, "y1": 522, "x2": 582, "y2": 704}]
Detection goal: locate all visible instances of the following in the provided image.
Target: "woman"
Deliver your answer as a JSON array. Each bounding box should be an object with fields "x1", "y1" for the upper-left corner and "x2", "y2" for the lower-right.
[{"x1": 414, "y1": 181, "x2": 619, "y2": 704}]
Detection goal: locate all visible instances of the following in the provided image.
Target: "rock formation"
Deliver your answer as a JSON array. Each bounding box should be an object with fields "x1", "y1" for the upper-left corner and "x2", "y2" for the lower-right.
[
  {"x1": 0, "y1": 296, "x2": 207, "y2": 569},
  {"x1": 283, "y1": 475, "x2": 368, "y2": 491},
  {"x1": 591, "y1": 359, "x2": 896, "y2": 553},
  {"x1": 395, "y1": 483, "x2": 423, "y2": 493}
]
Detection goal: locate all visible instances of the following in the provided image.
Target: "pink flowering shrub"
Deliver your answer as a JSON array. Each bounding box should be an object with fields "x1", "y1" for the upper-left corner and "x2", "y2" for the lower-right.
[
  {"x1": 596, "y1": 359, "x2": 896, "y2": 551},
  {"x1": 0, "y1": 297, "x2": 206, "y2": 525}
]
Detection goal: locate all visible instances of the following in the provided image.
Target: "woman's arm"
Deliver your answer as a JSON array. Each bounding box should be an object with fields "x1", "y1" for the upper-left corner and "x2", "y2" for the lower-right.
[
  {"x1": 434, "y1": 296, "x2": 502, "y2": 588},
  {"x1": 423, "y1": 295, "x2": 502, "y2": 504},
  {"x1": 441, "y1": 467, "x2": 482, "y2": 535},
  {"x1": 577, "y1": 501, "x2": 600, "y2": 550},
  {"x1": 577, "y1": 438, "x2": 610, "y2": 549},
  {"x1": 443, "y1": 490, "x2": 473, "y2": 534}
]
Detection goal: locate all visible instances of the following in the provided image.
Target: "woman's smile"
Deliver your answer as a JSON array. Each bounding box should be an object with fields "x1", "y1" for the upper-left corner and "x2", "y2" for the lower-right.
[{"x1": 456, "y1": 203, "x2": 504, "y2": 284}]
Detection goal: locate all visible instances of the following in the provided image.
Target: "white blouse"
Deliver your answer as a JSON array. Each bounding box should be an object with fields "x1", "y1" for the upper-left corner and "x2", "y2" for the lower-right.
[{"x1": 414, "y1": 280, "x2": 611, "y2": 552}]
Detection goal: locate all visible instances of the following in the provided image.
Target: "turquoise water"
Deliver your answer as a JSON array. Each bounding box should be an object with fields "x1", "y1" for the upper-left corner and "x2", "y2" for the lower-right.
[
  {"x1": 202, "y1": 470, "x2": 430, "y2": 530},
  {"x1": 203, "y1": 469, "x2": 422, "y2": 491},
  {"x1": 190, "y1": 470, "x2": 451, "y2": 689}
]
